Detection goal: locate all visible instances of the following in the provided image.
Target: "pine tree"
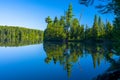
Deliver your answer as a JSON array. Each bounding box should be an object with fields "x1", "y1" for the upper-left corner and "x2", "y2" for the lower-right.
[
  {"x1": 92, "y1": 15, "x2": 99, "y2": 40},
  {"x1": 45, "y1": 16, "x2": 52, "y2": 24},
  {"x1": 98, "y1": 16, "x2": 105, "y2": 40},
  {"x1": 65, "y1": 3, "x2": 73, "y2": 31},
  {"x1": 105, "y1": 22, "x2": 113, "y2": 40},
  {"x1": 70, "y1": 18, "x2": 79, "y2": 40},
  {"x1": 54, "y1": 16, "x2": 59, "y2": 24},
  {"x1": 60, "y1": 16, "x2": 65, "y2": 26}
]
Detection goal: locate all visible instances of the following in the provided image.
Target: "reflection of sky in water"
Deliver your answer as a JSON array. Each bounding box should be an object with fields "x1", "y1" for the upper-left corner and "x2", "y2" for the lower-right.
[
  {"x1": 112, "y1": 54, "x2": 120, "y2": 62},
  {"x1": 0, "y1": 44, "x2": 118, "y2": 80},
  {"x1": 0, "y1": 44, "x2": 44, "y2": 64},
  {"x1": 71, "y1": 53, "x2": 109, "y2": 80}
]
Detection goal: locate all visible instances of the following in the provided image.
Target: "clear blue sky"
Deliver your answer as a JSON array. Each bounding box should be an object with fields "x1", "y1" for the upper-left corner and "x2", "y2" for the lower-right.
[{"x1": 0, "y1": 0, "x2": 114, "y2": 30}]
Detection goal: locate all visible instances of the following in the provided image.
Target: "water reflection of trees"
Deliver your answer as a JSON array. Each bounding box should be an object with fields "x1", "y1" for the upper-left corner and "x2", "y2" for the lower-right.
[
  {"x1": 0, "y1": 38, "x2": 42, "y2": 47},
  {"x1": 43, "y1": 42, "x2": 120, "y2": 78},
  {"x1": 44, "y1": 42, "x2": 84, "y2": 77}
]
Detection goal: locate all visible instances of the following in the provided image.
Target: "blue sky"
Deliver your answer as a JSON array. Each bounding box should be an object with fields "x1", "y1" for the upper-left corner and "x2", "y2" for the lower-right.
[{"x1": 0, "y1": 0, "x2": 114, "y2": 30}]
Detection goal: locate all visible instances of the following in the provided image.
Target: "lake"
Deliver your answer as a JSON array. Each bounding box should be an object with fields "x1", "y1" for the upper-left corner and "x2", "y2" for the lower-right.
[{"x1": 0, "y1": 42, "x2": 120, "y2": 80}]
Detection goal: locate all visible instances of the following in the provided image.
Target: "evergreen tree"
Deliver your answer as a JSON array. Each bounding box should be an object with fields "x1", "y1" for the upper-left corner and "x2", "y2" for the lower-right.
[
  {"x1": 0, "y1": 25, "x2": 43, "y2": 46},
  {"x1": 70, "y1": 18, "x2": 84, "y2": 40},
  {"x1": 70, "y1": 18, "x2": 80, "y2": 40},
  {"x1": 92, "y1": 15, "x2": 99, "y2": 40},
  {"x1": 105, "y1": 22, "x2": 113, "y2": 40},
  {"x1": 54, "y1": 16, "x2": 59, "y2": 24},
  {"x1": 45, "y1": 16, "x2": 52, "y2": 24},
  {"x1": 98, "y1": 16, "x2": 105, "y2": 40},
  {"x1": 65, "y1": 3, "x2": 73, "y2": 31},
  {"x1": 44, "y1": 16, "x2": 66, "y2": 41},
  {"x1": 44, "y1": 4, "x2": 115, "y2": 42},
  {"x1": 60, "y1": 16, "x2": 65, "y2": 26}
]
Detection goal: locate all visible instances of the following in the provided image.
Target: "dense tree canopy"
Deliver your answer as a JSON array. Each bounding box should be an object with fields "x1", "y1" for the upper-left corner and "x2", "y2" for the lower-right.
[
  {"x1": 79, "y1": 0, "x2": 120, "y2": 42},
  {"x1": 44, "y1": 3, "x2": 116, "y2": 42},
  {"x1": 0, "y1": 25, "x2": 43, "y2": 47},
  {"x1": 44, "y1": 4, "x2": 84, "y2": 42}
]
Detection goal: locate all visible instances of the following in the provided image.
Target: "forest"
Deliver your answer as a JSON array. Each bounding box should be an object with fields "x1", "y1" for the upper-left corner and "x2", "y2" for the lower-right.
[
  {"x1": 0, "y1": 25, "x2": 43, "y2": 47},
  {"x1": 44, "y1": 3, "x2": 119, "y2": 42},
  {"x1": 0, "y1": 0, "x2": 119, "y2": 80},
  {"x1": 0, "y1": 1, "x2": 119, "y2": 44}
]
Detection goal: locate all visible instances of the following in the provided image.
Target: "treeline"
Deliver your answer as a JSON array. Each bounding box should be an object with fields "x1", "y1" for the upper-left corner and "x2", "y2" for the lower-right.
[
  {"x1": 0, "y1": 25, "x2": 43, "y2": 47},
  {"x1": 44, "y1": 4, "x2": 118, "y2": 42}
]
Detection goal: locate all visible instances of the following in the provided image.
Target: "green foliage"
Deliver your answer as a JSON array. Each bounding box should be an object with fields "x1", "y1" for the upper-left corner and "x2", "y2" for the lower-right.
[
  {"x1": 44, "y1": 4, "x2": 84, "y2": 42},
  {"x1": 105, "y1": 22, "x2": 113, "y2": 40},
  {"x1": 65, "y1": 3, "x2": 73, "y2": 31},
  {"x1": 85, "y1": 25, "x2": 93, "y2": 40},
  {"x1": 98, "y1": 16, "x2": 105, "y2": 40},
  {"x1": 92, "y1": 15, "x2": 99, "y2": 40},
  {"x1": 45, "y1": 16, "x2": 52, "y2": 24},
  {"x1": 70, "y1": 18, "x2": 84, "y2": 40},
  {"x1": 0, "y1": 25, "x2": 43, "y2": 47},
  {"x1": 79, "y1": 0, "x2": 120, "y2": 42},
  {"x1": 70, "y1": 18, "x2": 80, "y2": 40},
  {"x1": 44, "y1": 20, "x2": 66, "y2": 41},
  {"x1": 54, "y1": 16, "x2": 59, "y2": 24},
  {"x1": 66, "y1": 3, "x2": 73, "y2": 25},
  {"x1": 112, "y1": 0, "x2": 120, "y2": 42},
  {"x1": 60, "y1": 16, "x2": 65, "y2": 26},
  {"x1": 85, "y1": 15, "x2": 111, "y2": 41},
  {"x1": 113, "y1": 18, "x2": 120, "y2": 41},
  {"x1": 44, "y1": 4, "x2": 116, "y2": 42}
]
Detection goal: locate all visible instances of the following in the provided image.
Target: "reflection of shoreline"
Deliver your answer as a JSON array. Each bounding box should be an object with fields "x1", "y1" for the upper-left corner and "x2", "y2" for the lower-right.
[
  {"x1": 0, "y1": 40, "x2": 42, "y2": 47},
  {"x1": 0, "y1": 43, "x2": 42, "y2": 47},
  {"x1": 43, "y1": 42, "x2": 120, "y2": 78}
]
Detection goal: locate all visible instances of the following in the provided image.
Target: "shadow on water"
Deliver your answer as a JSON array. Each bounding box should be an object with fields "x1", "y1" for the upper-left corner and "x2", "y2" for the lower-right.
[{"x1": 43, "y1": 42, "x2": 120, "y2": 79}]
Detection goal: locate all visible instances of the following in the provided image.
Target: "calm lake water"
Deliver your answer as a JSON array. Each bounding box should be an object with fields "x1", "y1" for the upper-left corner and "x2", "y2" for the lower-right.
[{"x1": 0, "y1": 42, "x2": 120, "y2": 80}]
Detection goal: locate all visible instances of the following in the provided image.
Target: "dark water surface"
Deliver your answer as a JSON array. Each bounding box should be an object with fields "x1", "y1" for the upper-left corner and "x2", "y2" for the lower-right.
[{"x1": 0, "y1": 42, "x2": 120, "y2": 80}]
